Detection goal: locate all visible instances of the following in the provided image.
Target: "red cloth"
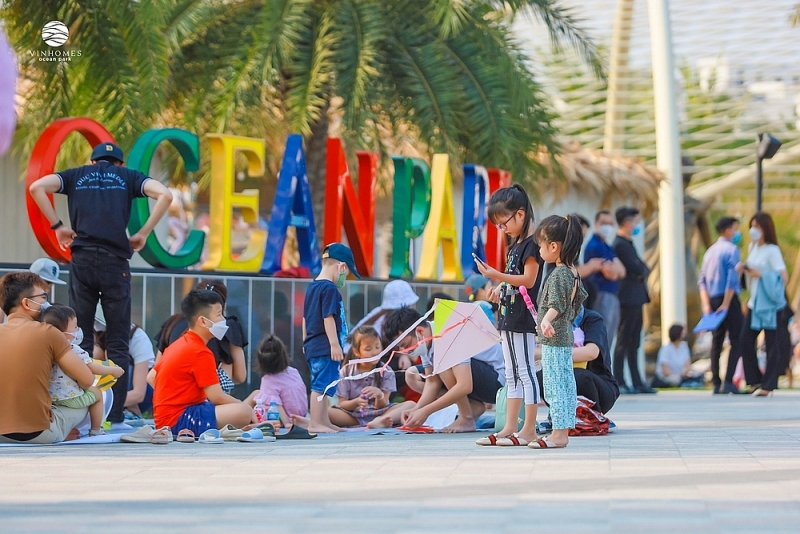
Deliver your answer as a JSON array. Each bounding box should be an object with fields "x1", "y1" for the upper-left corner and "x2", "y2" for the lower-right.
[
  {"x1": 273, "y1": 267, "x2": 311, "y2": 278},
  {"x1": 569, "y1": 396, "x2": 610, "y2": 436},
  {"x1": 153, "y1": 330, "x2": 219, "y2": 428}
]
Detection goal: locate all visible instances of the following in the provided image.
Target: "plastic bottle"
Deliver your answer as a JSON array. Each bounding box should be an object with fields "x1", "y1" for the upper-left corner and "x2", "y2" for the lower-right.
[
  {"x1": 254, "y1": 398, "x2": 266, "y2": 424},
  {"x1": 267, "y1": 399, "x2": 281, "y2": 429}
]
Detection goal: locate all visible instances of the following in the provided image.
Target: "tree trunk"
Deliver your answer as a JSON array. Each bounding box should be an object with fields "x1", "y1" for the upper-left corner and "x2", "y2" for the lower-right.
[{"x1": 304, "y1": 102, "x2": 330, "y2": 248}]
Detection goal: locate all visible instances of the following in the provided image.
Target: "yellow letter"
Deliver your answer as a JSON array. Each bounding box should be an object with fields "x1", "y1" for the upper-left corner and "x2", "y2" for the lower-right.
[
  {"x1": 417, "y1": 154, "x2": 463, "y2": 281},
  {"x1": 202, "y1": 134, "x2": 267, "y2": 272}
]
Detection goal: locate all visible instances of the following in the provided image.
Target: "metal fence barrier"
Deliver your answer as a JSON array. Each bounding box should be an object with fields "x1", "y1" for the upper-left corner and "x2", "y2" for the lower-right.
[{"x1": 0, "y1": 264, "x2": 463, "y2": 398}]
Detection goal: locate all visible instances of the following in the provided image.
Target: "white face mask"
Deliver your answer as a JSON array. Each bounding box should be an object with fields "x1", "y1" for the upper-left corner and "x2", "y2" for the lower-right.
[
  {"x1": 69, "y1": 328, "x2": 84, "y2": 346},
  {"x1": 26, "y1": 298, "x2": 50, "y2": 314},
  {"x1": 749, "y1": 227, "x2": 762, "y2": 242},
  {"x1": 205, "y1": 318, "x2": 229, "y2": 340},
  {"x1": 598, "y1": 224, "x2": 615, "y2": 241}
]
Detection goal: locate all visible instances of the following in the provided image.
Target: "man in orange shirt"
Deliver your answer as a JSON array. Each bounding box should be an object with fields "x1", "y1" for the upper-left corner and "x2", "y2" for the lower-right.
[{"x1": 148, "y1": 290, "x2": 252, "y2": 435}]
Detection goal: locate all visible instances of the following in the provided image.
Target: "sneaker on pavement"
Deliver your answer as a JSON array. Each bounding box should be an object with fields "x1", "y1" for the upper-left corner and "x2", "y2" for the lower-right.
[{"x1": 120, "y1": 425, "x2": 155, "y2": 443}]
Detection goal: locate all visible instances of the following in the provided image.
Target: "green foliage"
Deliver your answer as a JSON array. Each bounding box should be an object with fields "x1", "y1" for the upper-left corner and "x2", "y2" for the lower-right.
[{"x1": 4, "y1": 0, "x2": 604, "y2": 187}]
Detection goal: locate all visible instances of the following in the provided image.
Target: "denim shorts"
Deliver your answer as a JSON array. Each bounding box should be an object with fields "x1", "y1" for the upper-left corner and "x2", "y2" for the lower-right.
[
  {"x1": 308, "y1": 356, "x2": 341, "y2": 396},
  {"x1": 172, "y1": 401, "x2": 217, "y2": 436}
]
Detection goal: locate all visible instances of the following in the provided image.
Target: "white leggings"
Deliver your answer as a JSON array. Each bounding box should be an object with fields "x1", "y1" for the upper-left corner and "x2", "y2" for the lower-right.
[{"x1": 501, "y1": 331, "x2": 541, "y2": 404}]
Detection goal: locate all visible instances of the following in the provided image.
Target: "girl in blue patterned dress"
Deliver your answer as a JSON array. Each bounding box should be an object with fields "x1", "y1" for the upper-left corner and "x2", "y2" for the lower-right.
[{"x1": 532, "y1": 214, "x2": 588, "y2": 449}]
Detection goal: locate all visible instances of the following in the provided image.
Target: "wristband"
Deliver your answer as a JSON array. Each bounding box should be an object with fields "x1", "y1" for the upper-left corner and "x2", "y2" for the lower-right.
[{"x1": 50, "y1": 220, "x2": 64, "y2": 230}]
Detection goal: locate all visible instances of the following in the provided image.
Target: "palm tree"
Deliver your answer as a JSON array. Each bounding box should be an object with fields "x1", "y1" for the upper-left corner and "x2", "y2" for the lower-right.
[{"x1": 5, "y1": 0, "x2": 603, "y2": 237}]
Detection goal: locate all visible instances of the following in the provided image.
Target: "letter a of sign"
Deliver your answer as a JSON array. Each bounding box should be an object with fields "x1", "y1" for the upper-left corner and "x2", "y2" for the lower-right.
[
  {"x1": 262, "y1": 134, "x2": 321, "y2": 274},
  {"x1": 323, "y1": 138, "x2": 378, "y2": 277}
]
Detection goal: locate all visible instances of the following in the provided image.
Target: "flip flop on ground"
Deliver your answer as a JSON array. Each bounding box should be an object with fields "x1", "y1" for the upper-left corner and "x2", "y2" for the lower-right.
[
  {"x1": 176, "y1": 429, "x2": 195, "y2": 443},
  {"x1": 198, "y1": 429, "x2": 224, "y2": 444},
  {"x1": 276, "y1": 425, "x2": 316, "y2": 440}
]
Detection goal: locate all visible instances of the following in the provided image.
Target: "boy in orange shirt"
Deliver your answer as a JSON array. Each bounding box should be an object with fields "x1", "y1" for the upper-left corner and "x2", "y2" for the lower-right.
[{"x1": 148, "y1": 289, "x2": 253, "y2": 436}]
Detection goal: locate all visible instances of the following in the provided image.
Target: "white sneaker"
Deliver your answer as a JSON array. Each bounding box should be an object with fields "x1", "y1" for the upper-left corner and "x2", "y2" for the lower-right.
[{"x1": 110, "y1": 422, "x2": 133, "y2": 431}]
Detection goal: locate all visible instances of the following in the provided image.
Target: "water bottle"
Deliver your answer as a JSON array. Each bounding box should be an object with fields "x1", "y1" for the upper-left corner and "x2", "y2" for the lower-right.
[
  {"x1": 267, "y1": 399, "x2": 281, "y2": 430},
  {"x1": 254, "y1": 398, "x2": 266, "y2": 424}
]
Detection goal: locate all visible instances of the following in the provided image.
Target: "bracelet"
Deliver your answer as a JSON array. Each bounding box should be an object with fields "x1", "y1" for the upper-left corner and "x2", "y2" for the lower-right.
[{"x1": 50, "y1": 220, "x2": 63, "y2": 230}]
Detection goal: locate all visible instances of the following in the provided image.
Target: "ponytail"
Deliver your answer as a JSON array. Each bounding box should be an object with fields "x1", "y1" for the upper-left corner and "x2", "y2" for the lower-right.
[{"x1": 535, "y1": 214, "x2": 585, "y2": 267}]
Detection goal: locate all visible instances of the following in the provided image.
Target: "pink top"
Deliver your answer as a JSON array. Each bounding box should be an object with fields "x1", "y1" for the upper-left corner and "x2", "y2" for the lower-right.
[{"x1": 255, "y1": 367, "x2": 308, "y2": 417}]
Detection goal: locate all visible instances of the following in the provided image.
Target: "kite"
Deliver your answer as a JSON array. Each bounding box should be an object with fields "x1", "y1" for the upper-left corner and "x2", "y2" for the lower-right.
[
  {"x1": 319, "y1": 299, "x2": 501, "y2": 398},
  {"x1": 431, "y1": 299, "x2": 501, "y2": 375}
]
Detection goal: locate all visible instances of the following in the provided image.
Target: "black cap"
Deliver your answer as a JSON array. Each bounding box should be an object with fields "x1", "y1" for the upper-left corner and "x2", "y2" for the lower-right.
[
  {"x1": 322, "y1": 243, "x2": 361, "y2": 279},
  {"x1": 91, "y1": 142, "x2": 124, "y2": 163}
]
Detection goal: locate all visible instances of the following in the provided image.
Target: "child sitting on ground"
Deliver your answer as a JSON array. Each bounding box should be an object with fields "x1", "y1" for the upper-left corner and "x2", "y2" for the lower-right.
[
  {"x1": 653, "y1": 324, "x2": 702, "y2": 388},
  {"x1": 331, "y1": 326, "x2": 415, "y2": 428},
  {"x1": 42, "y1": 305, "x2": 124, "y2": 436},
  {"x1": 245, "y1": 334, "x2": 308, "y2": 426}
]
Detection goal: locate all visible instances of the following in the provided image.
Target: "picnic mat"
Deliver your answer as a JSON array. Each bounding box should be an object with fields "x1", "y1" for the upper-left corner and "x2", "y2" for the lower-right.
[{"x1": 0, "y1": 434, "x2": 122, "y2": 447}]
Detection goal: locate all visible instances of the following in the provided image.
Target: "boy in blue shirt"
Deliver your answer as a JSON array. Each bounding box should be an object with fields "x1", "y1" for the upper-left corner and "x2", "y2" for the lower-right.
[{"x1": 303, "y1": 243, "x2": 361, "y2": 433}]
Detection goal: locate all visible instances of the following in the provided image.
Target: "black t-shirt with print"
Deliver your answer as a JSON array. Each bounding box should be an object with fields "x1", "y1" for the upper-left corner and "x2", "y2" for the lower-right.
[
  {"x1": 498, "y1": 236, "x2": 543, "y2": 333},
  {"x1": 56, "y1": 161, "x2": 150, "y2": 259}
]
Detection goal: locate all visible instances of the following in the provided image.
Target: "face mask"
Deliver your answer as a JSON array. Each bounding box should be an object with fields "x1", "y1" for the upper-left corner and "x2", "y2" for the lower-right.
[
  {"x1": 749, "y1": 227, "x2": 762, "y2": 242},
  {"x1": 69, "y1": 328, "x2": 84, "y2": 346},
  {"x1": 335, "y1": 264, "x2": 347, "y2": 288},
  {"x1": 27, "y1": 298, "x2": 50, "y2": 314},
  {"x1": 599, "y1": 224, "x2": 615, "y2": 241},
  {"x1": 731, "y1": 230, "x2": 742, "y2": 245},
  {"x1": 632, "y1": 223, "x2": 643, "y2": 237},
  {"x1": 206, "y1": 318, "x2": 229, "y2": 340}
]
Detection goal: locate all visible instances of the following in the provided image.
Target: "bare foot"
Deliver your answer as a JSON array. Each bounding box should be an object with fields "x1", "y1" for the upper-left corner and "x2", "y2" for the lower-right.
[
  {"x1": 442, "y1": 418, "x2": 477, "y2": 433},
  {"x1": 325, "y1": 423, "x2": 342, "y2": 432},
  {"x1": 291, "y1": 415, "x2": 310, "y2": 429},
  {"x1": 516, "y1": 431, "x2": 539, "y2": 443},
  {"x1": 367, "y1": 415, "x2": 393, "y2": 429},
  {"x1": 307, "y1": 424, "x2": 341, "y2": 434},
  {"x1": 64, "y1": 428, "x2": 81, "y2": 441}
]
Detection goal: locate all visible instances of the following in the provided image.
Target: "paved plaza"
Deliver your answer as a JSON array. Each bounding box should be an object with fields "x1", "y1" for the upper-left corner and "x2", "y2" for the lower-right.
[{"x1": 1, "y1": 390, "x2": 799, "y2": 533}]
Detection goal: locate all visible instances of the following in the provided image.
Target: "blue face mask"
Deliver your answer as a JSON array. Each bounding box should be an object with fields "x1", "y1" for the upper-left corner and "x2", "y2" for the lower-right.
[
  {"x1": 573, "y1": 305, "x2": 585, "y2": 328},
  {"x1": 632, "y1": 224, "x2": 642, "y2": 237},
  {"x1": 732, "y1": 230, "x2": 742, "y2": 245}
]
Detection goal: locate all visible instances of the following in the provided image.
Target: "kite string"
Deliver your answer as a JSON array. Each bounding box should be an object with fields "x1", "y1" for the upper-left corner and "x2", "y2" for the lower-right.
[{"x1": 317, "y1": 314, "x2": 471, "y2": 400}]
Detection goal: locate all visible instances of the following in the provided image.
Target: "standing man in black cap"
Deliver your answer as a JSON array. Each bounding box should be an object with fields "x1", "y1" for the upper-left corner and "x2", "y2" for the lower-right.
[{"x1": 29, "y1": 142, "x2": 172, "y2": 430}]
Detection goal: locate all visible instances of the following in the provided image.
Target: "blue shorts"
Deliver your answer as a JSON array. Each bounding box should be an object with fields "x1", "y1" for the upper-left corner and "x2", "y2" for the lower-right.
[
  {"x1": 172, "y1": 401, "x2": 217, "y2": 436},
  {"x1": 308, "y1": 356, "x2": 340, "y2": 396}
]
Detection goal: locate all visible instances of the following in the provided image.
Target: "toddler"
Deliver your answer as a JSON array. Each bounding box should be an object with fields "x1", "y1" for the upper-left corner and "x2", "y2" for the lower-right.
[
  {"x1": 246, "y1": 334, "x2": 308, "y2": 425},
  {"x1": 43, "y1": 306, "x2": 124, "y2": 436},
  {"x1": 331, "y1": 326, "x2": 416, "y2": 428}
]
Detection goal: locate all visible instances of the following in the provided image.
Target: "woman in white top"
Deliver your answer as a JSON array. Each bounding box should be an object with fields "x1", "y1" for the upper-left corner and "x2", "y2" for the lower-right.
[{"x1": 737, "y1": 212, "x2": 792, "y2": 396}]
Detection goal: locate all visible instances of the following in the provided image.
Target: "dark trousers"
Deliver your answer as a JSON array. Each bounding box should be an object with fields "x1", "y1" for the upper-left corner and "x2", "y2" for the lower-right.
[
  {"x1": 709, "y1": 294, "x2": 744, "y2": 387},
  {"x1": 614, "y1": 304, "x2": 644, "y2": 388},
  {"x1": 574, "y1": 369, "x2": 618, "y2": 414},
  {"x1": 740, "y1": 308, "x2": 791, "y2": 391},
  {"x1": 70, "y1": 247, "x2": 132, "y2": 423}
]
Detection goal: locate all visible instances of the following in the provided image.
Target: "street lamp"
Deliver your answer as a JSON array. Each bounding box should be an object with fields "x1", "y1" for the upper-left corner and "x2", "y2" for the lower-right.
[{"x1": 755, "y1": 133, "x2": 781, "y2": 212}]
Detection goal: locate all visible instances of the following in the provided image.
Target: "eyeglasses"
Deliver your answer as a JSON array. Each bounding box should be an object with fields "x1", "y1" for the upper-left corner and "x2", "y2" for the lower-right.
[
  {"x1": 27, "y1": 293, "x2": 48, "y2": 302},
  {"x1": 495, "y1": 213, "x2": 516, "y2": 230}
]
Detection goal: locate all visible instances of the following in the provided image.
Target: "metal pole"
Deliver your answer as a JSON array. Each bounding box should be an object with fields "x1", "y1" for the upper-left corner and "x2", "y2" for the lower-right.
[
  {"x1": 648, "y1": 0, "x2": 687, "y2": 343},
  {"x1": 756, "y1": 154, "x2": 763, "y2": 212}
]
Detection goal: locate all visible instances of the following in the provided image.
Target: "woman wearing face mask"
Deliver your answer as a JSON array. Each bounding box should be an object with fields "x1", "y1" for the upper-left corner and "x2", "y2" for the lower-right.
[
  {"x1": 154, "y1": 279, "x2": 247, "y2": 395},
  {"x1": 737, "y1": 212, "x2": 793, "y2": 396}
]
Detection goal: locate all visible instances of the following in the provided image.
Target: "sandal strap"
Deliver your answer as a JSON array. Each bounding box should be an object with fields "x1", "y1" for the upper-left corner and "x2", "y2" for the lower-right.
[{"x1": 507, "y1": 435, "x2": 520, "y2": 446}]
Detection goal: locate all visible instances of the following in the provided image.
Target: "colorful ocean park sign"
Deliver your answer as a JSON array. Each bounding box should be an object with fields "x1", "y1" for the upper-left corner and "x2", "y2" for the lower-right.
[{"x1": 25, "y1": 118, "x2": 513, "y2": 281}]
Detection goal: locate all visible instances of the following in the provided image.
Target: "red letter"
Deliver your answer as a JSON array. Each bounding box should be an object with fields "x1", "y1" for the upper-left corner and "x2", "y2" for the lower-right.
[
  {"x1": 323, "y1": 138, "x2": 378, "y2": 277},
  {"x1": 485, "y1": 168, "x2": 511, "y2": 270},
  {"x1": 26, "y1": 118, "x2": 115, "y2": 262}
]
